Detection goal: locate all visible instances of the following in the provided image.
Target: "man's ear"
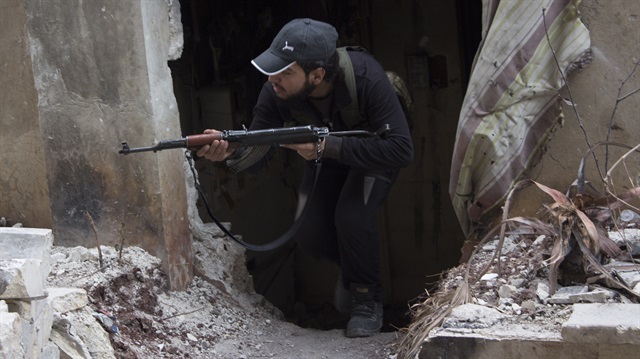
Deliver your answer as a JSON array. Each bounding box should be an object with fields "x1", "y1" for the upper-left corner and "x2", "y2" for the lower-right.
[{"x1": 310, "y1": 68, "x2": 326, "y2": 84}]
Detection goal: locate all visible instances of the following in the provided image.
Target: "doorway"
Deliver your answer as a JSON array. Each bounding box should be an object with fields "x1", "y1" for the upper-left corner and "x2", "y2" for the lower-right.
[{"x1": 169, "y1": 0, "x2": 480, "y2": 331}]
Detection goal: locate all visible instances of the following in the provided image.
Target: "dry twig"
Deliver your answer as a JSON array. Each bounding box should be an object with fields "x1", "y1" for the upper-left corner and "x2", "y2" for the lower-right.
[
  {"x1": 118, "y1": 222, "x2": 126, "y2": 265},
  {"x1": 85, "y1": 211, "x2": 104, "y2": 270}
]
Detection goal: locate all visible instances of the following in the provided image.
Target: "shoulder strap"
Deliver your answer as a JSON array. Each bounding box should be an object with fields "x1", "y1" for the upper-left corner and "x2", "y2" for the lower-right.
[{"x1": 336, "y1": 47, "x2": 368, "y2": 129}]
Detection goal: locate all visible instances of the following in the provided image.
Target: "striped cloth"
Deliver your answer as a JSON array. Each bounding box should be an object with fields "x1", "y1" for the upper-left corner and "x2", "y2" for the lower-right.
[{"x1": 449, "y1": 0, "x2": 592, "y2": 237}]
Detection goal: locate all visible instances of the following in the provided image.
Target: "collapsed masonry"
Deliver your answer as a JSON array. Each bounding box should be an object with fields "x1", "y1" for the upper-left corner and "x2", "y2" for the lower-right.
[
  {"x1": 0, "y1": 227, "x2": 115, "y2": 358},
  {"x1": 402, "y1": 223, "x2": 640, "y2": 358},
  {"x1": 0, "y1": 224, "x2": 283, "y2": 359}
]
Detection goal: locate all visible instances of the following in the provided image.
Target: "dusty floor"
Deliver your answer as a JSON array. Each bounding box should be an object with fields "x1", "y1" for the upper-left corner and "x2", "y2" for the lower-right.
[{"x1": 47, "y1": 242, "x2": 402, "y2": 359}]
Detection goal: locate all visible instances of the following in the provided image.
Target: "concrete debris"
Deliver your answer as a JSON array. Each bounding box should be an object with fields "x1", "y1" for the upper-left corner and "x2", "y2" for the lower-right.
[
  {"x1": 443, "y1": 304, "x2": 505, "y2": 329},
  {"x1": 608, "y1": 228, "x2": 640, "y2": 256},
  {"x1": 420, "y1": 226, "x2": 640, "y2": 358},
  {"x1": 0, "y1": 228, "x2": 115, "y2": 359},
  {"x1": 0, "y1": 217, "x2": 23, "y2": 228},
  {"x1": 1, "y1": 215, "x2": 638, "y2": 358},
  {"x1": 562, "y1": 303, "x2": 640, "y2": 345}
]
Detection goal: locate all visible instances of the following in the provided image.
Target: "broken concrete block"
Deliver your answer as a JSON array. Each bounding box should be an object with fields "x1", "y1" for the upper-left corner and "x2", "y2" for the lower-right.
[
  {"x1": 0, "y1": 300, "x2": 26, "y2": 358},
  {"x1": 609, "y1": 228, "x2": 640, "y2": 255},
  {"x1": 442, "y1": 303, "x2": 506, "y2": 329},
  {"x1": 618, "y1": 269, "x2": 640, "y2": 289},
  {"x1": 10, "y1": 298, "x2": 54, "y2": 359},
  {"x1": 548, "y1": 285, "x2": 588, "y2": 304},
  {"x1": 562, "y1": 303, "x2": 640, "y2": 345},
  {"x1": 536, "y1": 282, "x2": 550, "y2": 302},
  {"x1": 0, "y1": 227, "x2": 53, "y2": 282},
  {"x1": 47, "y1": 288, "x2": 88, "y2": 314},
  {"x1": 49, "y1": 321, "x2": 93, "y2": 359},
  {"x1": 498, "y1": 284, "x2": 516, "y2": 298},
  {"x1": 50, "y1": 307, "x2": 116, "y2": 359},
  {"x1": 569, "y1": 288, "x2": 615, "y2": 303},
  {"x1": 64, "y1": 246, "x2": 94, "y2": 263},
  {"x1": 38, "y1": 341, "x2": 60, "y2": 359},
  {"x1": 0, "y1": 259, "x2": 46, "y2": 299}
]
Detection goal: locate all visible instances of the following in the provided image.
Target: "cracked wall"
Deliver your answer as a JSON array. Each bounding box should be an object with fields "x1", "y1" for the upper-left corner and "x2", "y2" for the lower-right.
[{"x1": 0, "y1": 0, "x2": 192, "y2": 290}]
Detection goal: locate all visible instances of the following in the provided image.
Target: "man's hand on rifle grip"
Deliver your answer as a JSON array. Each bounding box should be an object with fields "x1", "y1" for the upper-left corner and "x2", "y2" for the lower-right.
[
  {"x1": 196, "y1": 129, "x2": 235, "y2": 162},
  {"x1": 281, "y1": 139, "x2": 325, "y2": 161}
]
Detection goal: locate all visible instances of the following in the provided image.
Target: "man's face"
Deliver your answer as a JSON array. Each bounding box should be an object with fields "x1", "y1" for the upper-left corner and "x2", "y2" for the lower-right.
[{"x1": 268, "y1": 63, "x2": 316, "y2": 101}]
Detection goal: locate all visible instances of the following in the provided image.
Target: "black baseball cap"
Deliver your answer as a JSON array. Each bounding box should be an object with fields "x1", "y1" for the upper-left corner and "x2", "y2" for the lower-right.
[{"x1": 251, "y1": 18, "x2": 338, "y2": 76}]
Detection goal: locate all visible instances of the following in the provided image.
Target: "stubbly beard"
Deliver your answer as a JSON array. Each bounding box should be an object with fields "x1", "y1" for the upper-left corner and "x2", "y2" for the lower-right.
[{"x1": 281, "y1": 79, "x2": 317, "y2": 103}]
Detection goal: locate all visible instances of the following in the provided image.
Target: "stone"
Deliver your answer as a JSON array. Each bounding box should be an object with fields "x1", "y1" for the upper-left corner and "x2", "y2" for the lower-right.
[
  {"x1": 536, "y1": 282, "x2": 550, "y2": 302},
  {"x1": 0, "y1": 259, "x2": 46, "y2": 299},
  {"x1": 548, "y1": 285, "x2": 588, "y2": 304},
  {"x1": 47, "y1": 287, "x2": 88, "y2": 313},
  {"x1": 569, "y1": 289, "x2": 615, "y2": 303},
  {"x1": 50, "y1": 307, "x2": 116, "y2": 359},
  {"x1": 508, "y1": 278, "x2": 527, "y2": 288},
  {"x1": 0, "y1": 301, "x2": 25, "y2": 358},
  {"x1": 498, "y1": 284, "x2": 516, "y2": 298},
  {"x1": 442, "y1": 304, "x2": 506, "y2": 329},
  {"x1": 65, "y1": 246, "x2": 94, "y2": 263},
  {"x1": 0, "y1": 228, "x2": 53, "y2": 283},
  {"x1": 38, "y1": 341, "x2": 60, "y2": 359},
  {"x1": 480, "y1": 273, "x2": 498, "y2": 281},
  {"x1": 521, "y1": 300, "x2": 536, "y2": 313},
  {"x1": 608, "y1": 228, "x2": 640, "y2": 255},
  {"x1": 14, "y1": 298, "x2": 54, "y2": 359}
]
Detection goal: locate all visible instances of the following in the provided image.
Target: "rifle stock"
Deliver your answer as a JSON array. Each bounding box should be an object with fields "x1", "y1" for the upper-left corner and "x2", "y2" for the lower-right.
[{"x1": 119, "y1": 124, "x2": 389, "y2": 155}]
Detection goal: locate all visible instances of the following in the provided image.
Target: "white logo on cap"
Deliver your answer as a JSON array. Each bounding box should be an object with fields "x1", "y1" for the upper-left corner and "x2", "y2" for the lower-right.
[{"x1": 282, "y1": 41, "x2": 294, "y2": 52}]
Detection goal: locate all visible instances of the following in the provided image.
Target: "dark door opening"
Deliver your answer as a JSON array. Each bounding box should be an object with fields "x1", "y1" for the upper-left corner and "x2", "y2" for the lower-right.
[{"x1": 169, "y1": 0, "x2": 481, "y2": 332}]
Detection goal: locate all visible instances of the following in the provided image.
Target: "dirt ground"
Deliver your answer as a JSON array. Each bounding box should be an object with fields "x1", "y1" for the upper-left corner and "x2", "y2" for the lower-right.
[{"x1": 46, "y1": 241, "x2": 403, "y2": 359}]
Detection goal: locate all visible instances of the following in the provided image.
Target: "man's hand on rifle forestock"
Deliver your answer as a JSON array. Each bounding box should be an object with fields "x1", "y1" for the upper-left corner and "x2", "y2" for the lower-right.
[{"x1": 196, "y1": 129, "x2": 235, "y2": 162}]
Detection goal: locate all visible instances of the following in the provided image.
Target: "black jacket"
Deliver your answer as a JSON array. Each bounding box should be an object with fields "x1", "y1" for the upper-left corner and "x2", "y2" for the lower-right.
[{"x1": 228, "y1": 51, "x2": 414, "y2": 173}]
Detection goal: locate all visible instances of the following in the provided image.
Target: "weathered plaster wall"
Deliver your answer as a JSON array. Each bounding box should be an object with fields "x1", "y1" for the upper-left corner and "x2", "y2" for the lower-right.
[
  {"x1": 508, "y1": 0, "x2": 640, "y2": 218},
  {"x1": 1, "y1": 0, "x2": 192, "y2": 289},
  {"x1": 0, "y1": 0, "x2": 51, "y2": 228}
]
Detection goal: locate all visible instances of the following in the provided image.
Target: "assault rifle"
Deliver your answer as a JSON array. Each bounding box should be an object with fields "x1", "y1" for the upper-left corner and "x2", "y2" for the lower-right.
[{"x1": 118, "y1": 124, "x2": 389, "y2": 155}]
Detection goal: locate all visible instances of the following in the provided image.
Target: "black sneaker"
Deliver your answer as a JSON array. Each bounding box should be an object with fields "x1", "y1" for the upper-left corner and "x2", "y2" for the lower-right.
[{"x1": 346, "y1": 285, "x2": 383, "y2": 338}]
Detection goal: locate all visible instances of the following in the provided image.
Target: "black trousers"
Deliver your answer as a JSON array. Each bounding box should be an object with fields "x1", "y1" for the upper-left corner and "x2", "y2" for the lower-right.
[{"x1": 295, "y1": 159, "x2": 397, "y2": 296}]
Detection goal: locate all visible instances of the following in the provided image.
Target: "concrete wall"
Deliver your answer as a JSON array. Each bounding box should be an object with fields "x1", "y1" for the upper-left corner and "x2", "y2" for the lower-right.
[
  {"x1": 0, "y1": 0, "x2": 50, "y2": 228},
  {"x1": 506, "y1": 0, "x2": 640, "y2": 219},
  {"x1": 0, "y1": 0, "x2": 192, "y2": 290}
]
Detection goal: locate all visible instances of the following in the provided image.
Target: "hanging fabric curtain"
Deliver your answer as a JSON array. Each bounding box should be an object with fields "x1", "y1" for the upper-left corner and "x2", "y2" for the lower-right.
[{"x1": 449, "y1": 0, "x2": 592, "y2": 237}]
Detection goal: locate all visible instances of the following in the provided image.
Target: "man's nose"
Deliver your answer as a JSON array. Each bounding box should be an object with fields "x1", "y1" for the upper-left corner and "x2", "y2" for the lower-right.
[{"x1": 268, "y1": 74, "x2": 281, "y2": 83}]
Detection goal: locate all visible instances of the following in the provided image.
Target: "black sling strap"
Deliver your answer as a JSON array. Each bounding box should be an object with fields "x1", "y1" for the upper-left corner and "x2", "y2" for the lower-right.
[{"x1": 185, "y1": 150, "x2": 321, "y2": 252}]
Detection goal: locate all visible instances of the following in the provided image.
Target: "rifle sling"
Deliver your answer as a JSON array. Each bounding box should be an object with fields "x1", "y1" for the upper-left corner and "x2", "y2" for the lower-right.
[{"x1": 186, "y1": 150, "x2": 320, "y2": 252}]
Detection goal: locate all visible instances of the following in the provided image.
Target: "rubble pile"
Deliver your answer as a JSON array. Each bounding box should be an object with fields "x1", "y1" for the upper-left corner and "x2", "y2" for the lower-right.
[
  {"x1": 45, "y1": 238, "x2": 285, "y2": 358},
  {"x1": 441, "y1": 228, "x2": 640, "y2": 313},
  {"x1": 0, "y1": 227, "x2": 114, "y2": 358},
  {"x1": 0, "y1": 225, "x2": 285, "y2": 359},
  {"x1": 0, "y1": 160, "x2": 400, "y2": 359},
  {"x1": 398, "y1": 210, "x2": 640, "y2": 358}
]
